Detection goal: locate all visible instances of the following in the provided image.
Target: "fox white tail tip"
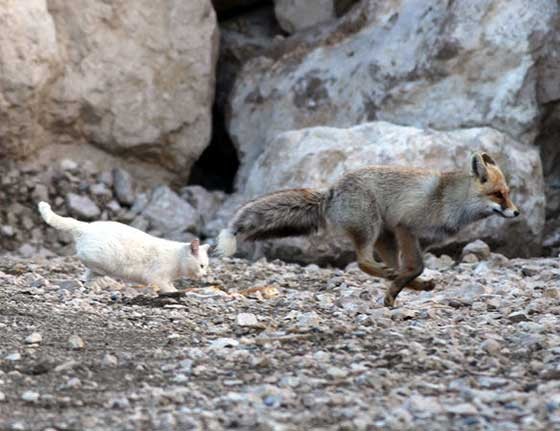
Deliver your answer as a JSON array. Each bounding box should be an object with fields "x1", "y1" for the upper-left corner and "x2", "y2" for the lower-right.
[
  {"x1": 216, "y1": 229, "x2": 237, "y2": 257},
  {"x1": 38, "y1": 201, "x2": 51, "y2": 219}
]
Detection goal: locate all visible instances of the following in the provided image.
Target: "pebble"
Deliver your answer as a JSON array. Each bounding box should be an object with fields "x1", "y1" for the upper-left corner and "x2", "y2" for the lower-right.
[
  {"x1": 24, "y1": 332, "x2": 42, "y2": 344},
  {"x1": 0, "y1": 392, "x2": 5, "y2": 402},
  {"x1": 481, "y1": 339, "x2": 501, "y2": 356},
  {"x1": 66, "y1": 193, "x2": 101, "y2": 220},
  {"x1": 5, "y1": 352, "x2": 21, "y2": 361},
  {"x1": 508, "y1": 311, "x2": 530, "y2": 323},
  {"x1": 112, "y1": 168, "x2": 136, "y2": 206},
  {"x1": 21, "y1": 391, "x2": 40, "y2": 402},
  {"x1": 68, "y1": 335, "x2": 85, "y2": 350},
  {"x1": 462, "y1": 240, "x2": 491, "y2": 260},
  {"x1": 236, "y1": 313, "x2": 259, "y2": 327},
  {"x1": 101, "y1": 353, "x2": 118, "y2": 368}
]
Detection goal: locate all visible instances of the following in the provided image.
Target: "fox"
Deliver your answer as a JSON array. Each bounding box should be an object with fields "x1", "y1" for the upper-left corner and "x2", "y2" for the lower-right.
[
  {"x1": 217, "y1": 152, "x2": 519, "y2": 307},
  {"x1": 38, "y1": 202, "x2": 210, "y2": 294}
]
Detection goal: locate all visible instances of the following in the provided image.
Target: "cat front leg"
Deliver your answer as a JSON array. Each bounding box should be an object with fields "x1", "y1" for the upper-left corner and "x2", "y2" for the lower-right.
[{"x1": 157, "y1": 282, "x2": 178, "y2": 294}]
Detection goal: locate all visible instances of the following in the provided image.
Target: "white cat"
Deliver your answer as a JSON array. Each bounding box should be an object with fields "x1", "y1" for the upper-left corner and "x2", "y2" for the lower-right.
[{"x1": 38, "y1": 201, "x2": 209, "y2": 293}]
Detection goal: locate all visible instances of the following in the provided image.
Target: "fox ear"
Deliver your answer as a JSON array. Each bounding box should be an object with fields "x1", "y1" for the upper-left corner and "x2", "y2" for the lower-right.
[
  {"x1": 190, "y1": 239, "x2": 200, "y2": 256},
  {"x1": 481, "y1": 153, "x2": 496, "y2": 166},
  {"x1": 471, "y1": 153, "x2": 489, "y2": 183}
]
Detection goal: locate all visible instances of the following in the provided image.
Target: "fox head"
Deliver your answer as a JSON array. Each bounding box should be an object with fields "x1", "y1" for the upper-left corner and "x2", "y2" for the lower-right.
[{"x1": 470, "y1": 152, "x2": 519, "y2": 219}]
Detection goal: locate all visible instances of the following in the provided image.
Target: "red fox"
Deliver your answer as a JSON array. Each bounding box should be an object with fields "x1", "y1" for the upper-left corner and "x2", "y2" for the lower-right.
[{"x1": 217, "y1": 152, "x2": 519, "y2": 306}]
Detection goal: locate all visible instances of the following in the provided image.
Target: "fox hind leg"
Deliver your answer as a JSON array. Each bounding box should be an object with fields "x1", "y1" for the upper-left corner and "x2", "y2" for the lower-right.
[
  {"x1": 375, "y1": 232, "x2": 434, "y2": 293},
  {"x1": 384, "y1": 226, "x2": 426, "y2": 307}
]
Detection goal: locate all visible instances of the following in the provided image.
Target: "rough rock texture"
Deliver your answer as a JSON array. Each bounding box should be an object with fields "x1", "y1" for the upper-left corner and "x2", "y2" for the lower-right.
[
  {"x1": 274, "y1": 0, "x2": 336, "y2": 33},
  {"x1": 212, "y1": 0, "x2": 266, "y2": 15},
  {"x1": 1, "y1": 253, "x2": 560, "y2": 430},
  {"x1": 46, "y1": 0, "x2": 219, "y2": 174},
  {"x1": 228, "y1": 0, "x2": 559, "y2": 186},
  {"x1": 0, "y1": 1, "x2": 218, "y2": 177},
  {"x1": 239, "y1": 122, "x2": 544, "y2": 263},
  {"x1": 0, "y1": 0, "x2": 59, "y2": 160}
]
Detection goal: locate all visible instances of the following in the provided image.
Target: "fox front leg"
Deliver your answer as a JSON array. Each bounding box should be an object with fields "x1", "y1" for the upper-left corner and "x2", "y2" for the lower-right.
[{"x1": 384, "y1": 227, "x2": 425, "y2": 307}]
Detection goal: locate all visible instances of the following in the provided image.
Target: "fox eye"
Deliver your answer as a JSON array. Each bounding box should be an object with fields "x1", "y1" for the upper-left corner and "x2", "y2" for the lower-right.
[{"x1": 491, "y1": 191, "x2": 503, "y2": 200}]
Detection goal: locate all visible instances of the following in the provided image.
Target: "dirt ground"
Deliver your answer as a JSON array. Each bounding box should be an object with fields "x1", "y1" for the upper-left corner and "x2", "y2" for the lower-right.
[{"x1": 0, "y1": 253, "x2": 559, "y2": 431}]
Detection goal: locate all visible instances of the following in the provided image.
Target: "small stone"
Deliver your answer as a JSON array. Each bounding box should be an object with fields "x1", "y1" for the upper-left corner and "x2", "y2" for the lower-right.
[
  {"x1": 66, "y1": 377, "x2": 81, "y2": 388},
  {"x1": 18, "y1": 244, "x2": 36, "y2": 258},
  {"x1": 481, "y1": 339, "x2": 501, "y2": 356},
  {"x1": 326, "y1": 366, "x2": 348, "y2": 379},
  {"x1": 24, "y1": 332, "x2": 42, "y2": 345},
  {"x1": 60, "y1": 159, "x2": 78, "y2": 171},
  {"x1": 236, "y1": 313, "x2": 259, "y2": 327},
  {"x1": 462, "y1": 240, "x2": 491, "y2": 260},
  {"x1": 112, "y1": 168, "x2": 136, "y2": 206},
  {"x1": 446, "y1": 403, "x2": 478, "y2": 415},
  {"x1": 0, "y1": 225, "x2": 15, "y2": 237},
  {"x1": 461, "y1": 253, "x2": 479, "y2": 264},
  {"x1": 108, "y1": 397, "x2": 130, "y2": 409},
  {"x1": 90, "y1": 183, "x2": 112, "y2": 198},
  {"x1": 21, "y1": 391, "x2": 40, "y2": 402},
  {"x1": 106, "y1": 200, "x2": 122, "y2": 213},
  {"x1": 32, "y1": 183, "x2": 49, "y2": 202},
  {"x1": 544, "y1": 287, "x2": 558, "y2": 299},
  {"x1": 209, "y1": 338, "x2": 239, "y2": 350},
  {"x1": 68, "y1": 335, "x2": 85, "y2": 350},
  {"x1": 5, "y1": 352, "x2": 21, "y2": 361},
  {"x1": 0, "y1": 391, "x2": 5, "y2": 402},
  {"x1": 101, "y1": 353, "x2": 118, "y2": 368},
  {"x1": 508, "y1": 311, "x2": 530, "y2": 323},
  {"x1": 66, "y1": 193, "x2": 100, "y2": 220}
]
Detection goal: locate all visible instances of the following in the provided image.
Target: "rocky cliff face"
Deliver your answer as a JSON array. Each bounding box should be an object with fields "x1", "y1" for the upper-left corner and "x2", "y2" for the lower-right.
[{"x1": 1, "y1": 0, "x2": 559, "y2": 261}]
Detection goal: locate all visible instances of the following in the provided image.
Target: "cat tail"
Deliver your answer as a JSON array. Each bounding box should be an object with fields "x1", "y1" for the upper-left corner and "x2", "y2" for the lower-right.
[{"x1": 38, "y1": 201, "x2": 87, "y2": 233}]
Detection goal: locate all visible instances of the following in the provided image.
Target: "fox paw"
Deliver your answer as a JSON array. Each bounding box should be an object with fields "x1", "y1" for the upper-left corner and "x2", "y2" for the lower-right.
[
  {"x1": 383, "y1": 293, "x2": 396, "y2": 307},
  {"x1": 407, "y1": 278, "x2": 436, "y2": 291}
]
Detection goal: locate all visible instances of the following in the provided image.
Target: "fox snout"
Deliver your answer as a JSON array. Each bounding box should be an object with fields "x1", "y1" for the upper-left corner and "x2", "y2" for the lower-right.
[{"x1": 490, "y1": 195, "x2": 520, "y2": 219}]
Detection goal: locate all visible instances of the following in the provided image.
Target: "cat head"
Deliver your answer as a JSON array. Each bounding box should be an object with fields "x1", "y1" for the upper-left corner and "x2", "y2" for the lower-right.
[{"x1": 184, "y1": 238, "x2": 210, "y2": 279}]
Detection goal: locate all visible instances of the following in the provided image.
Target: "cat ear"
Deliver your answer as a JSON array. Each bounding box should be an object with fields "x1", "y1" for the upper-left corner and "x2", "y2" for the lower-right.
[{"x1": 190, "y1": 238, "x2": 200, "y2": 256}]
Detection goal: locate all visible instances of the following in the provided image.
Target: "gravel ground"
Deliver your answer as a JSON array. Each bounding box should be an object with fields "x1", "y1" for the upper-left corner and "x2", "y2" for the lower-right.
[{"x1": 0, "y1": 252, "x2": 559, "y2": 431}]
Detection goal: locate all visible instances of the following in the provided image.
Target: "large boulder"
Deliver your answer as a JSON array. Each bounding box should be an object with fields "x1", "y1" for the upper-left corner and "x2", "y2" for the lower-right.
[
  {"x1": 274, "y1": 0, "x2": 336, "y2": 34},
  {"x1": 0, "y1": 0, "x2": 59, "y2": 160},
  {"x1": 240, "y1": 122, "x2": 544, "y2": 263},
  {"x1": 228, "y1": 0, "x2": 559, "y2": 187},
  {"x1": 0, "y1": 1, "x2": 218, "y2": 178},
  {"x1": 46, "y1": 0, "x2": 219, "y2": 175}
]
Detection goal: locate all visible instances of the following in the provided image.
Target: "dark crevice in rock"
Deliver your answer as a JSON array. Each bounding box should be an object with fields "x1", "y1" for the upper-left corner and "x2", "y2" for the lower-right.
[{"x1": 188, "y1": 108, "x2": 240, "y2": 193}]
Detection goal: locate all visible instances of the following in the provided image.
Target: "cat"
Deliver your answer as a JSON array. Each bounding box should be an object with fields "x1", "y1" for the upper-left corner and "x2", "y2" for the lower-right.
[{"x1": 38, "y1": 201, "x2": 209, "y2": 293}]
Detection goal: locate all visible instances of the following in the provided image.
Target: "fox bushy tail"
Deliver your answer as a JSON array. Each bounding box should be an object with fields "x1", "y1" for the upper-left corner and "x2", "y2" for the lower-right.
[
  {"x1": 38, "y1": 202, "x2": 86, "y2": 232},
  {"x1": 216, "y1": 189, "x2": 328, "y2": 257}
]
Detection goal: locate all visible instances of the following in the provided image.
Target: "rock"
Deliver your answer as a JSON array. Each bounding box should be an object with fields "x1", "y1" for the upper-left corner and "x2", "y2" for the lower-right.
[
  {"x1": 480, "y1": 339, "x2": 501, "y2": 356},
  {"x1": 508, "y1": 312, "x2": 530, "y2": 323},
  {"x1": 0, "y1": 391, "x2": 5, "y2": 402},
  {"x1": 236, "y1": 313, "x2": 259, "y2": 327},
  {"x1": 89, "y1": 183, "x2": 112, "y2": 200},
  {"x1": 0, "y1": 225, "x2": 15, "y2": 238},
  {"x1": 326, "y1": 366, "x2": 348, "y2": 379},
  {"x1": 462, "y1": 240, "x2": 491, "y2": 260},
  {"x1": 66, "y1": 193, "x2": 101, "y2": 220},
  {"x1": 238, "y1": 122, "x2": 544, "y2": 263},
  {"x1": 229, "y1": 0, "x2": 558, "y2": 188},
  {"x1": 180, "y1": 185, "x2": 226, "y2": 224},
  {"x1": 24, "y1": 332, "x2": 42, "y2": 345},
  {"x1": 18, "y1": 244, "x2": 36, "y2": 258},
  {"x1": 0, "y1": 0, "x2": 59, "y2": 159},
  {"x1": 5, "y1": 352, "x2": 21, "y2": 361},
  {"x1": 60, "y1": 159, "x2": 78, "y2": 172},
  {"x1": 141, "y1": 186, "x2": 201, "y2": 236},
  {"x1": 66, "y1": 377, "x2": 81, "y2": 389},
  {"x1": 445, "y1": 403, "x2": 478, "y2": 416},
  {"x1": 406, "y1": 395, "x2": 444, "y2": 418},
  {"x1": 42, "y1": 0, "x2": 219, "y2": 176},
  {"x1": 68, "y1": 335, "x2": 85, "y2": 350},
  {"x1": 210, "y1": 338, "x2": 239, "y2": 350},
  {"x1": 112, "y1": 168, "x2": 135, "y2": 206},
  {"x1": 212, "y1": 0, "x2": 264, "y2": 15},
  {"x1": 21, "y1": 391, "x2": 40, "y2": 403},
  {"x1": 101, "y1": 353, "x2": 118, "y2": 368},
  {"x1": 274, "y1": 0, "x2": 336, "y2": 33},
  {"x1": 461, "y1": 253, "x2": 479, "y2": 264}
]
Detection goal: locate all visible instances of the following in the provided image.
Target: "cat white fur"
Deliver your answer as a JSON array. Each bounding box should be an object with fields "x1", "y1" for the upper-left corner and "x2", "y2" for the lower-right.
[{"x1": 38, "y1": 201, "x2": 209, "y2": 293}]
